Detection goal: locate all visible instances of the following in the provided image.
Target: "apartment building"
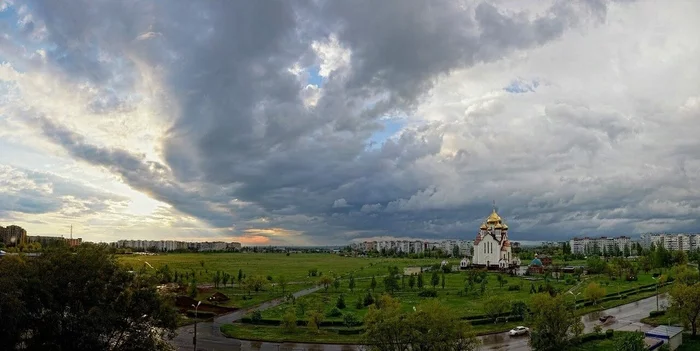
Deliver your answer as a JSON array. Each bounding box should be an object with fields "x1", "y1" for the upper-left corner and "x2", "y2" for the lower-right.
[
  {"x1": 0, "y1": 225, "x2": 27, "y2": 246},
  {"x1": 115, "y1": 240, "x2": 241, "y2": 252},
  {"x1": 356, "y1": 239, "x2": 472, "y2": 256},
  {"x1": 640, "y1": 233, "x2": 700, "y2": 252},
  {"x1": 569, "y1": 236, "x2": 632, "y2": 255}
]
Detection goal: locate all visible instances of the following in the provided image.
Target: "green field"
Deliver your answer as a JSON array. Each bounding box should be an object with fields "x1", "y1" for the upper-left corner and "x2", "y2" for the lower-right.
[
  {"x1": 118, "y1": 253, "x2": 446, "y2": 309},
  {"x1": 259, "y1": 268, "x2": 663, "y2": 321},
  {"x1": 121, "y1": 253, "x2": 671, "y2": 343}
]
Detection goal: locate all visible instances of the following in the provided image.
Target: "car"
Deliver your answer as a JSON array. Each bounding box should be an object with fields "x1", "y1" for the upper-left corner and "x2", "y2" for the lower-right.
[{"x1": 509, "y1": 326, "x2": 530, "y2": 336}]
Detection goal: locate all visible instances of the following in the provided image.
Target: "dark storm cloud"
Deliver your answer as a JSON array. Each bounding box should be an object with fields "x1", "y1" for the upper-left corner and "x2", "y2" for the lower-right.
[{"x1": 21, "y1": 0, "x2": 696, "y2": 243}]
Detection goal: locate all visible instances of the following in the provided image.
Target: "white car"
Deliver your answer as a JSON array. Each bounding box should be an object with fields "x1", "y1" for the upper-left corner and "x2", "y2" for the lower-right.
[{"x1": 509, "y1": 326, "x2": 530, "y2": 336}]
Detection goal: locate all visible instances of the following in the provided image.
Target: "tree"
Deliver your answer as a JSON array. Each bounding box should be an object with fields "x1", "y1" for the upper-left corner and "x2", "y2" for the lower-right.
[
  {"x1": 511, "y1": 300, "x2": 528, "y2": 319},
  {"x1": 431, "y1": 271, "x2": 440, "y2": 289},
  {"x1": 278, "y1": 275, "x2": 288, "y2": 293},
  {"x1": 370, "y1": 276, "x2": 377, "y2": 291},
  {"x1": 452, "y1": 245, "x2": 460, "y2": 257},
  {"x1": 383, "y1": 274, "x2": 400, "y2": 294},
  {"x1": 623, "y1": 244, "x2": 631, "y2": 258},
  {"x1": 669, "y1": 281, "x2": 700, "y2": 336},
  {"x1": 333, "y1": 278, "x2": 341, "y2": 292},
  {"x1": 349, "y1": 274, "x2": 356, "y2": 292},
  {"x1": 282, "y1": 310, "x2": 297, "y2": 333},
  {"x1": 0, "y1": 245, "x2": 177, "y2": 351},
  {"x1": 484, "y1": 296, "x2": 510, "y2": 322},
  {"x1": 245, "y1": 275, "x2": 267, "y2": 294},
  {"x1": 529, "y1": 294, "x2": 580, "y2": 351},
  {"x1": 584, "y1": 282, "x2": 606, "y2": 305},
  {"x1": 639, "y1": 255, "x2": 652, "y2": 274},
  {"x1": 363, "y1": 295, "x2": 480, "y2": 351},
  {"x1": 320, "y1": 276, "x2": 333, "y2": 292},
  {"x1": 417, "y1": 273, "x2": 424, "y2": 289},
  {"x1": 337, "y1": 294, "x2": 346, "y2": 309},
  {"x1": 188, "y1": 279, "x2": 198, "y2": 298},
  {"x1": 480, "y1": 277, "x2": 488, "y2": 295},
  {"x1": 586, "y1": 256, "x2": 607, "y2": 274},
  {"x1": 441, "y1": 273, "x2": 446, "y2": 289},
  {"x1": 307, "y1": 310, "x2": 324, "y2": 333},
  {"x1": 496, "y1": 274, "x2": 506, "y2": 289},
  {"x1": 364, "y1": 290, "x2": 375, "y2": 306},
  {"x1": 615, "y1": 331, "x2": 646, "y2": 351},
  {"x1": 408, "y1": 274, "x2": 415, "y2": 289},
  {"x1": 213, "y1": 270, "x2": 221, "y2": 288},
  {"x1": 222, "y1": 272, "x2": 230, "y2": 287},
  {"x1": 238, "y1": 269, "x2": 243, "y2": 282}
]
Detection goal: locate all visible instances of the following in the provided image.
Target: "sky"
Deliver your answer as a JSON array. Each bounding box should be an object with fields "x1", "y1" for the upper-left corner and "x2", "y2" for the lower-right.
[{"x1": 1, "y1": 0, "x2": 699, "y2": 246}]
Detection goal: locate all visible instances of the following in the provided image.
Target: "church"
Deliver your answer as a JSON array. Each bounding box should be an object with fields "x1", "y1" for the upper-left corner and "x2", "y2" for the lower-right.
[{"x1": 472, "y1": 207, "x2": 520, "y2": 269}]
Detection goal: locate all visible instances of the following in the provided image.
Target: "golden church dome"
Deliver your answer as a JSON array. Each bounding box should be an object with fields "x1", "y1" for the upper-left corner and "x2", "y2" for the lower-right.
[
  {"x1": 494, "y1": 222, "x2": 503, "y2": 229},
  {"x1": 486, "y1": 209, "x2": 502, "y2": 223},
  {"x1": 479, "y1": 223, "x2": 487, "y2": 230},
  {"x1": 502, "y1": 223, "x2": 509, "y2": 230}
]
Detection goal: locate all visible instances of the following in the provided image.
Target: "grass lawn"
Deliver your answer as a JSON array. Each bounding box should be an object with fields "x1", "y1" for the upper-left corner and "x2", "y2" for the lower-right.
[
  {"x1": 678, "y1": 336, "x2": 700, "y2": 350},
  {"x1": 569, "y1": 332, "x2": 631, "y2": 351},
  {"x1": 571, "y1": 333, "x2": 700, "y2": 351},
  {"x1": 640, "y1": 311, "x2": 681, "y2": 327},
  {"x1": 260, "y1": 270, "x2": 665, "y2": 322}
]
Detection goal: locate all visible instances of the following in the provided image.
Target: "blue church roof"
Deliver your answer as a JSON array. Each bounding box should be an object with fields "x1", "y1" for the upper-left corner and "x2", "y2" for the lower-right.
[{"x1": 530, "y1": 258, "x2": 542, "y2": 266}]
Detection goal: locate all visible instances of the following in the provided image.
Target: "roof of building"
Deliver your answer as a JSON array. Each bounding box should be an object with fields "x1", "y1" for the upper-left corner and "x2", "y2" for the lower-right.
[
  {"x1": 645, "y1": 325, "x2": 684, "y2": 339},
  {"x1": 530, "y1": 258, "x2": 543, "y2": 266}
]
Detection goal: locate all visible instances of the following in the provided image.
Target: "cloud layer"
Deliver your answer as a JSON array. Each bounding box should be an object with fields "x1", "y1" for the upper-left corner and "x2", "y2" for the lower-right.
[{"x1": 1, "y1": 0, "x2": 699, "y2": 244}]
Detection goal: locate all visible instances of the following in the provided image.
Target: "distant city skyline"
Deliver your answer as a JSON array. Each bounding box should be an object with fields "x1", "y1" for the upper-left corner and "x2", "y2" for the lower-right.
[{"x1": 1, "y1": 2, "x2": 699, "y2": 245}]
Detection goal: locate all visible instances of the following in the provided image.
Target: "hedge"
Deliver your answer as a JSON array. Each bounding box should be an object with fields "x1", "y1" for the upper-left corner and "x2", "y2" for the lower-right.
[
  {"x1": 186, "y1": 310, "x2": 216, "y2": 318},
  {"x1": 649, "y1": 310, "x2": 666, "y2": 318},
  {"x1": 467, "y1": 315, "x2": 524, "y2": 326},
  {"x1": 579, "y1": 332, "x2": 607, "y2": 343},
  {"x1": 335, "y1": 327, "x2": 365, "y2": 335},
  {"x1": 240, "y1": 317, "x2": 360, "y2": 327}
]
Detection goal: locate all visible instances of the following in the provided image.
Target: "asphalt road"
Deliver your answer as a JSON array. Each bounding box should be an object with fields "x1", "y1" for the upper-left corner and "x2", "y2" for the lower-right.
[
  {"x1": 171, "y1": 292, "x2": 669, "y2": 351},
  {"x1": 479, "y1": 293, "x2": 669, "y2": 351}
]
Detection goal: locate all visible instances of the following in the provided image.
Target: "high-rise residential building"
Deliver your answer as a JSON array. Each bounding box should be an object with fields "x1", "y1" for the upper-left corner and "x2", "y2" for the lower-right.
[
  {"x1": 0, "y1": 225, "x2": 28, "y2": 247},
  {"x1": 115, "y1": 240, "x2": 241, "y2": 252},
  {"x1": 569, "y1": 236, "x2": 632, "y2": 255},
  {"x1": 640, "y1": 233, "x2": 700, "y2": 252}
]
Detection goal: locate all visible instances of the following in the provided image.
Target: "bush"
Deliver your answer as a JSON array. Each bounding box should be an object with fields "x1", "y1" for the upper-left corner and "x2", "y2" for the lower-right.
[
  {"x1": 282, "y1": 311, "x2": 297, "y2": 332},
  {"x1": 343, "y1": 313, "x2": 360, "y2": 327},
  {"x1": 418, "y1": 290, "x2": 438, "y2": 298},
  {"x1": 336, "y1": 294, "x2": 346, "y2": 309},
  {"x1": 363, "y1": 291, "x2": 375, "y2": 306},
  {"x1": 251, "y1": 310, "x2": 262, "y2": 324},
  {"x1": 605, "y1": 329, "x2": 614, "y2": 338},
  {"x1": 649, "y1": 310, "x2": 666, "y2": 318},
  {"x1": 355, "y1": 296, "x2": 364, "y2": 309},
  {"x1": 327, "y1": 307, "x2": 343, "y2": 318},
  {"x1": 579, "y1": 332, "x2": 606, "y2": 343},
  {"x1": 508, "y1": 285, "x2": 521, "y2": 291}
]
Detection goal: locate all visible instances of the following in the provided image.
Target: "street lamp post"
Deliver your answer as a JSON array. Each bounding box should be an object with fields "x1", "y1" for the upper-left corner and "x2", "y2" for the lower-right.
[
  {"x1": 192, "y1": 301, "x2": 201, "y2": 351},
  {"x1": 568, "y1": 291, "x2": 581, "y2": 310}
]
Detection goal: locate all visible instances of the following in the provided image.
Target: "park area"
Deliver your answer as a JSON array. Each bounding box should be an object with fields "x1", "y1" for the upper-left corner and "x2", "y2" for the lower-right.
[{"x1": 119, "y1": 252, "x2": 675, "y2": 343}]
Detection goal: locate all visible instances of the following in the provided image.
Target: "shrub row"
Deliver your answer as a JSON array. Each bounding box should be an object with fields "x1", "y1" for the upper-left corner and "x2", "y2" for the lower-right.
[
  {"x1": 335, "y1": 327, "x2": 365, "y2": 335},
  {"x1": 649, "y1": 310, "x2": 666, "y2": 318},
  {"x1": 467, "y1": 315, "x2": 524, "y2": 326},
  {"x1": 240, "y1": 317, "x2": 358, "y2": 327},
  {"x1": 186, "y1": 310, "x2": 217, "y2": 318}
]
